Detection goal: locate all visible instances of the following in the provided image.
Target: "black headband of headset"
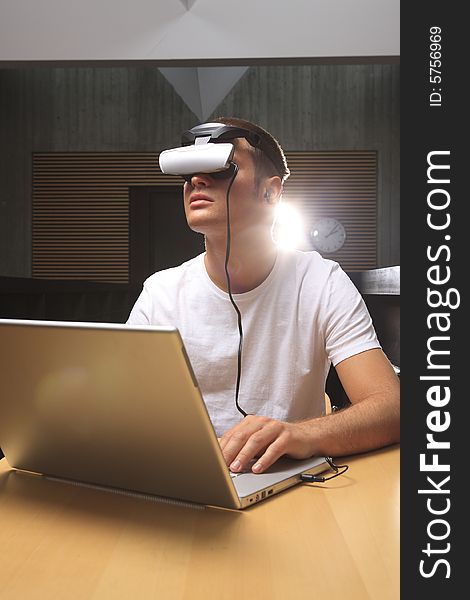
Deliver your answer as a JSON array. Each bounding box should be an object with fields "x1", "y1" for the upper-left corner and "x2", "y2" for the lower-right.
[{"x1": 181, "y1": 123, "x2": 283, "y2": 179}]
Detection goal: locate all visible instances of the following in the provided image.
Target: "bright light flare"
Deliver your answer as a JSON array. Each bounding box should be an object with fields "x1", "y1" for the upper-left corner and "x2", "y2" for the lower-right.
[{"x1": 272, "y1": 202, "x2": 306, "y2": 250}]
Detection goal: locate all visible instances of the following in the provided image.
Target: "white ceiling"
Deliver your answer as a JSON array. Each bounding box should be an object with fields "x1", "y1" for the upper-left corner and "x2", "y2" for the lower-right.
[
  {"x1": 0, "y1": 0, "x2": 399, "y2": 62},
  {"x1": 0, "y1": 0, "x2": 399, "y2": 123}
]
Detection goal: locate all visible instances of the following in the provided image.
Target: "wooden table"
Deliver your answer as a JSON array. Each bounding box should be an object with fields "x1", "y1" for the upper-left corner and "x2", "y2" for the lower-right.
[{"x1": 0, "y1": 445, "x2": 399, "y2": 599}]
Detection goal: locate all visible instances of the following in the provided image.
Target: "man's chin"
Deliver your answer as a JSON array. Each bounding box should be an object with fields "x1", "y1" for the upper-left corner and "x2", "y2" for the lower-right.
[{"x1": 186, "y1": 217, "x2": 224, "y2": 236}]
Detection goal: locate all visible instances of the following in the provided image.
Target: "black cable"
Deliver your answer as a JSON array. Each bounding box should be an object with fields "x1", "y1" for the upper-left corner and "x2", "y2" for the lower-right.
[
  {"x1": 223, "y1": 163, "x2": 248, "y2": 418},
  {"x1": 300, "y1": 457, "x2": 349, "y2": 483}
]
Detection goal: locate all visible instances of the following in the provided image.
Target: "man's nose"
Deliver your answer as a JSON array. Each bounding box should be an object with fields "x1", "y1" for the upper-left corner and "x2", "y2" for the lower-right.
[{"x1": 189, "y1": 173, "x2": 212, "y2": 187}]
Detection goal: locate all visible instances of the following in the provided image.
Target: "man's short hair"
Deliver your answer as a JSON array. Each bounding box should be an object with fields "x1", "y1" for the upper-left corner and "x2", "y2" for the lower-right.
[{"x1": 213, "y1": 116, "x2": 290, "y2": 185}]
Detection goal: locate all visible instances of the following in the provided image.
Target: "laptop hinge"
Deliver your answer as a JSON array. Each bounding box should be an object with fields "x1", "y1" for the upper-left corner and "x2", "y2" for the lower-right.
[{"x1": 46, "y1": 475, "x2": 206, "y2": 510}]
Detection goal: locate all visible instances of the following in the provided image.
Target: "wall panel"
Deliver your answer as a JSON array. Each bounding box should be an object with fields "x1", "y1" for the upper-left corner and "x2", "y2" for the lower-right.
[
  {"x1": 0, "y1": 64, "x2": 399, "y2": 277},
  {"x1": 32, "y1": 151, "x2": 376, "y2": 282}
]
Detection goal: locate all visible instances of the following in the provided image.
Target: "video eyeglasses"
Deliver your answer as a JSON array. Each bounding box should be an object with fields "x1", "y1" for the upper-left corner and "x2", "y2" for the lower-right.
[{"x1": 158, "y1": 122, "x2": 279, "y2": 182}]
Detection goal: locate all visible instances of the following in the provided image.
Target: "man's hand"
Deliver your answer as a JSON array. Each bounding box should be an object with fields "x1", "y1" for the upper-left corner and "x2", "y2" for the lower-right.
[
  {"x1": 218, "y1": 350, "x2": 400, "y2": 474},
  {"x1": 218, "y1": 415, "x2": 314, "y2": 474}
]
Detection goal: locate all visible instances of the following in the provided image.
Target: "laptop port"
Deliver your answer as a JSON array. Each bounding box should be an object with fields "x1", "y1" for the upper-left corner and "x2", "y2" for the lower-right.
[
  {"x1": 261, "y1": 491, "x2": 266, "y2": 499},
  {"x1": 267, "y1": 489, "x2": 273, "y2": 495}
]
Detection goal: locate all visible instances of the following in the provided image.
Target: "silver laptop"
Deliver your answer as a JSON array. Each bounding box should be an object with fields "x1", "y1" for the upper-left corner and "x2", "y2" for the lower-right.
[{"x1": 0, "y1": 319, "x2": 329, "y2": 509}]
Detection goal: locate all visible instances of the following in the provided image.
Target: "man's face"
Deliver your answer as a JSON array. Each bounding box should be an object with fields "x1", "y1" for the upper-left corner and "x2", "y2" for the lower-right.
[{"x1": 183, "y1": 139, "x2": 273, "y2": 238}]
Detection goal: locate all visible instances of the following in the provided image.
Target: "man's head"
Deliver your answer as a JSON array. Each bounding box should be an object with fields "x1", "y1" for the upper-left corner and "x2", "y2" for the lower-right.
[{"x1": 181, "y1": 117, "x2": 288, "y2": 239}]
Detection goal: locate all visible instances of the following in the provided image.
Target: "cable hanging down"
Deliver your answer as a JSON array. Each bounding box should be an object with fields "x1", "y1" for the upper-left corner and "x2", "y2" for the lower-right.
[{"x1": 223, "y1": 163, "x2": 248, "y2": 418}]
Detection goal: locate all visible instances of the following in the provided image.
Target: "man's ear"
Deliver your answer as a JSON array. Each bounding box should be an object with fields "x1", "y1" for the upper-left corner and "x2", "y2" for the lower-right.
[{"x1": 262, "y1": 176, "x2": 282, "y2": 204}]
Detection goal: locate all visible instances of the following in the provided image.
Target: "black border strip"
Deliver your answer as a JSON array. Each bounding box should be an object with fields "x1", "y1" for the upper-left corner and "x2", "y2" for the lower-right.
[{"x1": 401, "y1": 3, "x2": 464, "y2": 595}]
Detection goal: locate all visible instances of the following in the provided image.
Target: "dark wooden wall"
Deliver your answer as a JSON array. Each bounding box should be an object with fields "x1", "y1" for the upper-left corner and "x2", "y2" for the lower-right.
[{"x1": 0, "y1": 64, "x2": 399, "y2": 277}]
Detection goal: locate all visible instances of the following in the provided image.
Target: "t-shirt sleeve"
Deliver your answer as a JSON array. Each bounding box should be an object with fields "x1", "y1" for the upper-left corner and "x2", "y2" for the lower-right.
[
  {"x1": 126, "y1": 283, "x2": 152, "y2": 325},
  {"x1": 320, "y1": 264, "x2": 381, "y2": 366}
]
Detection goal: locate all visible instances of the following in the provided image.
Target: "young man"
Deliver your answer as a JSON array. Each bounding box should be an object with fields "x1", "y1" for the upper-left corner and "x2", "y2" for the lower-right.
[{"x1": 127, "y1": 117, "x2": 400, "y2": 474}]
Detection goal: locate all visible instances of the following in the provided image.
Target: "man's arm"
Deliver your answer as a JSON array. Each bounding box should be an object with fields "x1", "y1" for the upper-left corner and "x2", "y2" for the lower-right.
[{"x1": 219, "y1": 348, "x2": 400, "y2": 474}]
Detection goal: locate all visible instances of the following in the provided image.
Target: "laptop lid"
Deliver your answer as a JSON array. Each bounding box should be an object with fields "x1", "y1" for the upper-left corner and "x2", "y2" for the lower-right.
[{"x1": 0, "y1": 319, "x2": 328, "y2": 509}]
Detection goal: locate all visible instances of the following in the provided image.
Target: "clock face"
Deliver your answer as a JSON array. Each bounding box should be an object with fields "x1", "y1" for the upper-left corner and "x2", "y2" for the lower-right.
[{"x1": 310, "y1": 218, "x2": 346, "y2": 253}]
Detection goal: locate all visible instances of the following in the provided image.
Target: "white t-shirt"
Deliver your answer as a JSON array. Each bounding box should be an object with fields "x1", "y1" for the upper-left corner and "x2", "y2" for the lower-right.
[{"x1": 127, "y1": 250, "x2": 380, "y2": 437}]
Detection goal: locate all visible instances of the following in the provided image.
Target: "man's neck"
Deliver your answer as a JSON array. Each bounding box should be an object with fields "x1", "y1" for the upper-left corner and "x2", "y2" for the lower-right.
[{"x1": 204, "y1": 231, "x2": 278, "y2": 294}]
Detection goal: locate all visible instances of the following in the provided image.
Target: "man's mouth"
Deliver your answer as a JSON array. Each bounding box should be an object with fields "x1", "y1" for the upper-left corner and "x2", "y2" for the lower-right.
[{"x1": 190, "y1": 194, "x2": 213, "y2": 205}]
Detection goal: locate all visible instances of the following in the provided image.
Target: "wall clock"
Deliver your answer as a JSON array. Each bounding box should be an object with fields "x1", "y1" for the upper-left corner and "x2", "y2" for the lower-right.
[{"x1": 310, "y1": 218, "x2": 346, "y2": 253}]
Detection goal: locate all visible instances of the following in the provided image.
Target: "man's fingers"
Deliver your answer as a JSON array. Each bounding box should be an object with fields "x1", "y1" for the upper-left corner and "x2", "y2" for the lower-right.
[
  {"x1": 250, "y1": 438, "x2": 289, "y2": 473},
  {"x1": 222, "y1": 427, "x2": 263, "y2": 467},
  {"x1": 228, "y1": 422, "x2": 283, "y2": 472},
  {"x1": 219, "y1": 416, "x2": 268, "y2": 464}
]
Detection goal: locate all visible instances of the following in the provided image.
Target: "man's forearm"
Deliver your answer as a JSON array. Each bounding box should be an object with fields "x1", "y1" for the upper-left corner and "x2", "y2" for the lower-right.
[
  {"x1": 220, "y1": 391, "x2": 400, "y2": 474},
  {"x1": 298, "y1": 392, "x2": 400, "y2": 458}
]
